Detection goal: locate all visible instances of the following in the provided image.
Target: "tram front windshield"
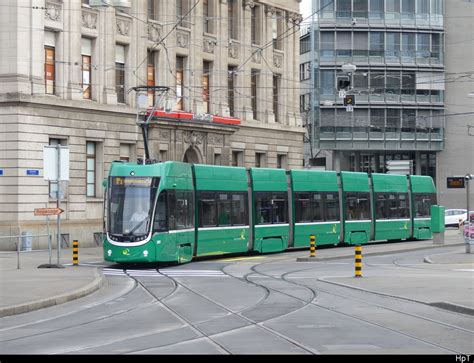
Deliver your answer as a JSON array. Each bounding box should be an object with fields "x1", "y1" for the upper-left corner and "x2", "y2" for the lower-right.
[{"x1": 108, "y1": 177, "x2": 159, "y2": 239}]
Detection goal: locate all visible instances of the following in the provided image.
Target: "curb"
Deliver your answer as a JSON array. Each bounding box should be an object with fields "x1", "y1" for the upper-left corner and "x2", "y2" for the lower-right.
[
  {"x1": 0, "y1": 268, "x2": 105, "y2": 318},
  {"x1": 293, "y1": 242, "x2": 465, "y2": 262}
]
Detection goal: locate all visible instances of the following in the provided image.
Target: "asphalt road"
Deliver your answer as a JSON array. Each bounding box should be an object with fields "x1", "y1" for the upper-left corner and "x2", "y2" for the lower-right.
[{"x1": 0, "y1": 246, "x2": 473, "y2": 354}]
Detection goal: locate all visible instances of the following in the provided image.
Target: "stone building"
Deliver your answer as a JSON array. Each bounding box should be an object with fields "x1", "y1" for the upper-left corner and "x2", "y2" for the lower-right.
[{"x1": 0, "y1": 0, "x2": 305, "y2": 248}]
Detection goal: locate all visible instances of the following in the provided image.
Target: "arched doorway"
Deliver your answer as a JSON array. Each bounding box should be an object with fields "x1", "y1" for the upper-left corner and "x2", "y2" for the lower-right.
[{"x1": 183, "y1": 147, "x2": 201, "y2": 164}]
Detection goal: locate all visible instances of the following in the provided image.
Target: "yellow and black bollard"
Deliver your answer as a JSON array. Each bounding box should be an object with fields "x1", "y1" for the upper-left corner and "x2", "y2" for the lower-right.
[
  {"x1": 73, "y1": 240, "x2": 79, "y2": 266},
  {"x1": 354, "y1": 245, "x2": 362, "y2": 278},
  {"x1": 309, "y1": 234, "x2": 316, "y2": 258}
]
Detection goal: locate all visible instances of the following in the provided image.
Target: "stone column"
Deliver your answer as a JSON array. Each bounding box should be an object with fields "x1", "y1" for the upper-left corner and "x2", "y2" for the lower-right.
[{"x1": 100, "y1": 6, "x2": 117, "y2": 104}]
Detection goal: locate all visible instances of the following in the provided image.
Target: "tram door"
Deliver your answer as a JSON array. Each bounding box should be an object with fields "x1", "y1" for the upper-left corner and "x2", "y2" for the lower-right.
[{"x1": 168, "y1": 190, "x2": 195, "y2": 263}]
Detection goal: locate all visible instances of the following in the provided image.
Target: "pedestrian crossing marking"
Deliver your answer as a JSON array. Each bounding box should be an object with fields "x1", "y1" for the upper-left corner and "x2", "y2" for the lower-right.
[{"x1": 102, "y1": 268, "x2": 227, "y2": 278}]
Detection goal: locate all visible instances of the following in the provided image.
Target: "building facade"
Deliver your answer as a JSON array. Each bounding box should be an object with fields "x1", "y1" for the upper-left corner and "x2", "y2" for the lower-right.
[
  {"x1": 0, "y1": 0, "x2": 305, "y2": 248},
  {"x1": 436, "y1": 0, "x2": 474, "y2": 208},
  {"x1": 301, "y1": 0, "x2": 445, "y2": 179}
]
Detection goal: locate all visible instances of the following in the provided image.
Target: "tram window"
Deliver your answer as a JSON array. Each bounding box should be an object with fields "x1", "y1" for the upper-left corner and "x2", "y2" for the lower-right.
[
  {"x1": 175, "y1": 190, "x2": 193, "y2": 229},
  {"x1": 272, "y1": 193, "x2": 288, "y2": 224},
  {"x1": 387, "y1": 193, "x2": 399, "y2": 219},
  {"x1": 312, "y1": 194, "x2": 323, "y2": 221},
  {"x1": 217, "y1": 193, "x2": 232, "y2": 226},
  {"x1": 199, "y1": 191, "x2": 217, "y2": 227},
  {"x1": 376, "y1": 193, "x2": 388, "y2": 219},
  {"x1": 345, "y1": 192, "x2": 370, "y2": 220},
  {"x1": 295, "y1": 193, "x2": 312, "y2": 223},
  {"x1": 231, "y1": 193, "x2": 247, "y2": 226},
  {"x1": 399, "y1": 193, "x2": 409, "y2": 218},
  {"x1": 153, "y1": 192, "x2": 167, "y2": 232},
  {"x1": 414, "y1": 193, "x2": 436, "y2": 218},
  {"x1": 325, "y1": 193, "x2": 340, "y2": 221},
  {"x1": 256, "y1": 192, "x2": 272, "y2": 224}
]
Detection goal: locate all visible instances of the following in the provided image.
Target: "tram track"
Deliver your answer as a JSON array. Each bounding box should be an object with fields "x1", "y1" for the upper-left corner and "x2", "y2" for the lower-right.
[
  {"x1": 125, "y1": 265, "x2": 319, "y2": 354},
  {"x1": 243, "y1": 257, "x2": 472, "y2": 354}
]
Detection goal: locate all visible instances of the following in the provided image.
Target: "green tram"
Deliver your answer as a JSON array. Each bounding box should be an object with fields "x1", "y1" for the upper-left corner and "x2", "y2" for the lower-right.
[{"x1": 103, "y1": 161, "x2": 437, "y2": 264}]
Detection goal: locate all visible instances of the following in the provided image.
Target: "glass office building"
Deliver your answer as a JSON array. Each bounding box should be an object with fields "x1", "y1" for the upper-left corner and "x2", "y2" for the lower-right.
[{"x1": 301, "y1": 0, "x2": 445, "y2": 179}]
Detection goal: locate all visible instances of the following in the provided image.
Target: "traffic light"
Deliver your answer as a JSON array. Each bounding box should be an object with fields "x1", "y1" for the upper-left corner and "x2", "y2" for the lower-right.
[{"x1": 337, "y1": 76, "x2": 350, "y2": 90}]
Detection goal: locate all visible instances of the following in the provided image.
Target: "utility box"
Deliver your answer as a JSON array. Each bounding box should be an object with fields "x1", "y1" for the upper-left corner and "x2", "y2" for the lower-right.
[
  {"x1": 431, "y1": 205, "x2": 445, "y2": 233},
  {"x1": 431, "y1": 205, "x2": 445, "y2": 244}
]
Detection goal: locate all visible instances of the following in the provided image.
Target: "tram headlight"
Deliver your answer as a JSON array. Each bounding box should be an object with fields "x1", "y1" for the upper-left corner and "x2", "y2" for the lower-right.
[
  {"x1": 143, "y1": 250, "x2": 149, "y2": 257},
  {"x1": 107, "y1": 249, "x2": 112, "y2": 257}
]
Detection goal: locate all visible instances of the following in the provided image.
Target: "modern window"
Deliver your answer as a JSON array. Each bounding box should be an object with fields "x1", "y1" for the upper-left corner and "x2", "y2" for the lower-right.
[
  {"x1": 176, "y1": 56, "x2": 185, "y2": 110},
  {"x1": 86, "y1": 141, "x2": 97, "y2": 197},
  {"x1": 369, "y1": 32, "x2": 384, "y2": 57},
  {"x1": 336, "y1": 0, "x2": 351, "y2": 19},
  {"x1": 115, "y1": 44, "x2": 126, "y2": 104},
  {"x1": 336, "y1": 32, "x2": 351, "y2": 57},
  {"x1": 320, "y1": 32, "x2": 334, "y2": 58},
  {"x1": 320, "y1": 70, "x2": 335, "y2": 96}
]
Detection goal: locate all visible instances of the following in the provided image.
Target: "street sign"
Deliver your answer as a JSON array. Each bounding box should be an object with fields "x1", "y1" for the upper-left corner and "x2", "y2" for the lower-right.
[
  {"x1": 26, "y1": 170, "x2": 39, "y2": 176},
  {"x1": 345, "y1": 105, "x2": 354, "y2": 112},
  {"x1": 44, "y1": 145, "x2": 70, "y2": 181},
  {"x1": 447, "y1": 177, "x2": 465, "y2": 189},
  {"x1": 344, "y1": 94, "x2": 355, "y2": 106},
  {"x1": 338, "y1": 90, "x2": 346, "y2": 99},
  {"x1": 34, "y1": 208, "x2": 64, "y2": 216}
]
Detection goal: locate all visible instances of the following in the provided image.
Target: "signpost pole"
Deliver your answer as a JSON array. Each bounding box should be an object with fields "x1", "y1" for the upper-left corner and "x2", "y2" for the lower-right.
[{"x1": 56, "y1": 144, "x2": 61, "y2": 266}]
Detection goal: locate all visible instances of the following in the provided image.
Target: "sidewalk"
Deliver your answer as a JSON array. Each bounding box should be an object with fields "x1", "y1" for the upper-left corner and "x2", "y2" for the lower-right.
[
  {"x1": 0, "y1": 230, "x2": 471, "y2": 318},
  {"x1": 0, "y1": 247, "x2": 105, "y2": 317}
]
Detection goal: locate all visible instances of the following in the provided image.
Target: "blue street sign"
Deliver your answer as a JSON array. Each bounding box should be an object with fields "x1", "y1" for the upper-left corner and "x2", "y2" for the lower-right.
[
  {"x1": 26, "y1": 170, "x2": 39, "y2": 176},
  {"x1": 0, "y1": 170, "x2": 3, "y2": 176}
]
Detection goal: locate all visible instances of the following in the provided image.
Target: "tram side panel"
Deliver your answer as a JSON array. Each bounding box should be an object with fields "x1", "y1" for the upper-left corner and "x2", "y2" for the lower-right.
[
  {"x1": 340, "y1": 172, "x2": 372, "y2": 245},
  {"x1": 410, "y1": 175, "x2": 437, "y2": 240},
  {"x1": 371, "y1": 173, "x2": 411, "y2": 241},
  {"x1": 290, "y1": 169, "x2": 341, "y2": 248},
  {"x1": 250, "y1": 168, "x2": 289, "y2": 253},
  {"x1": 193, "y1": 165, "x2": 250, "y2": 257}
]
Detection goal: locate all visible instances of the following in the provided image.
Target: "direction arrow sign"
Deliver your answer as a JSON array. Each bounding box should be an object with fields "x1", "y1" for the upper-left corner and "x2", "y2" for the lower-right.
[{"x1": 34, "y1": 208, "x2": 64, "y2": 216}]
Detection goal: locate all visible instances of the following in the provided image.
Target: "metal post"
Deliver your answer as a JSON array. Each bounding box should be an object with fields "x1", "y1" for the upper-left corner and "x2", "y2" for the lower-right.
[
  {"x1": 73, "y1": 240, "x2": 79, "y2": 266},
  {"x1": 56, "y1": 145, "x2": 61, "y2": 266},
  {"x1": 17, "y1": 236, "x2": 21, "y2": 269},
  {"x1": 47, "y1": 214, "x2": 52, "y2": 265},
  {"x1": 355, "y1": 245, "x2": 362, "y2": 278},
  {"x1": 309, "y1": 234, "x2": 316, "y2": 258}
]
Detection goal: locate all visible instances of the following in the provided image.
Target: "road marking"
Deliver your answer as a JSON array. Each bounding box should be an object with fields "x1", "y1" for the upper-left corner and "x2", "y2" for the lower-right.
[
  {"x1": 217, "y1": 256, "x2": 267, "y2": 262},
  {"x1": 453, "y1": 269, "x2": 474, "y2": 272}
]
